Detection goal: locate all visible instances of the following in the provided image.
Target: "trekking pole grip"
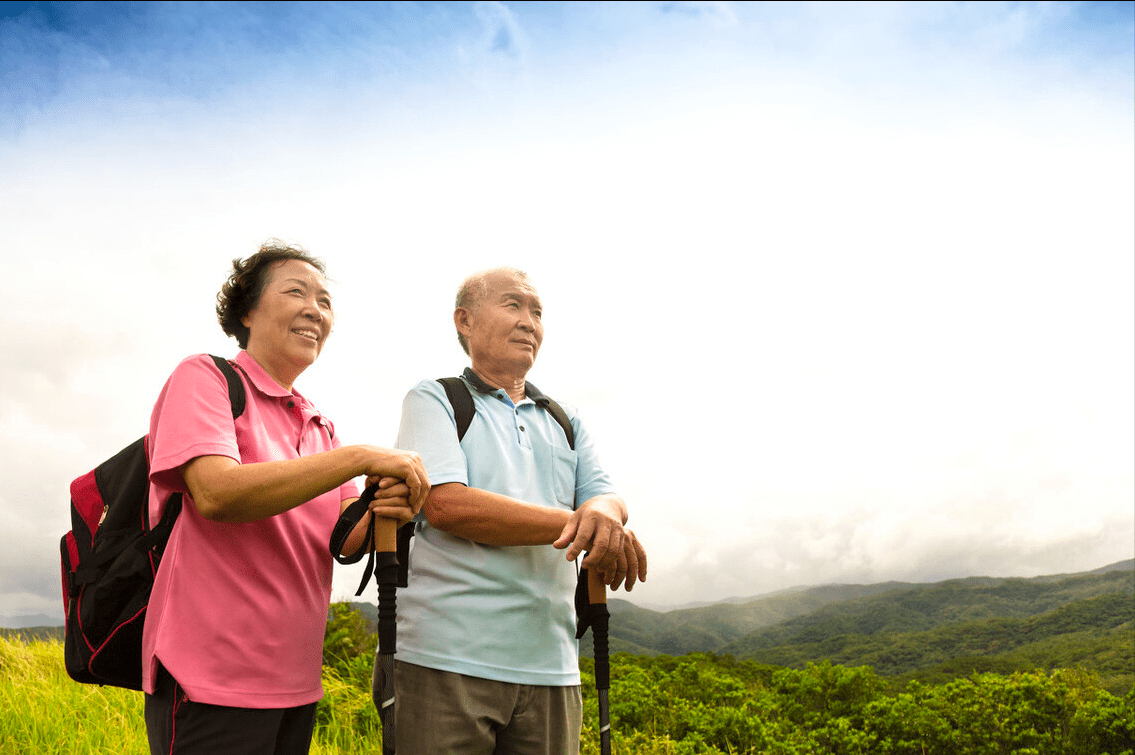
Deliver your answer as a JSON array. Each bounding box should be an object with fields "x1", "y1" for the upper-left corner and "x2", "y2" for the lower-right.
[
  {"x1": 587, "y1": 567, "x2": 607, "y2": 605},
  {"x1": 375, "y1": 517, "x2": 398, "y2": 552}
]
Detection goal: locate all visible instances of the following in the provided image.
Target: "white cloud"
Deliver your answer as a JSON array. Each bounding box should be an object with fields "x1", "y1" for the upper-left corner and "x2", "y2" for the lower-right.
[{"x1": 2, "y1": 1, "x2": 1132, "y2": 618}]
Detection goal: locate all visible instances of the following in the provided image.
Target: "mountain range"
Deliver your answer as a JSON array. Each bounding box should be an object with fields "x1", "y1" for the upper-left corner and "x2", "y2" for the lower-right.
[
  {"x1": 602, "y1": 559, "x2": 1132, "y2": 654},
  {"x1": 591, "y1": 558, "x2": 1133, "y2": 693},
  {"x1": 7, "y1": 559, "x2": 1132, "y2": 693}
]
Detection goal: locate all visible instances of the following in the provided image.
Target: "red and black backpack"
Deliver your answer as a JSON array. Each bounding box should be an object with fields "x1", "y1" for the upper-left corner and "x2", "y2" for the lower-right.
[{"x1": 59, "y1": 356, "x2": 244, "y2": 689}]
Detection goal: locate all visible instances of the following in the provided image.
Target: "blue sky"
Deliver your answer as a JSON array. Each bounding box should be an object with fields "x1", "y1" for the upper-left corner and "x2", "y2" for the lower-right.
[{"x1": 1, "y1": 1, "x2": 1132, "y2": 622}]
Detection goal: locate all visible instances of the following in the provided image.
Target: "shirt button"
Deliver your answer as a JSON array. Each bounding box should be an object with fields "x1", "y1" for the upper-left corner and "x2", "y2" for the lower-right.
[
  {"x1": 287, "y1": 400, "x2": 295, "y2": 408},
  {"x1": 520, "y1": 426, "x2": 526, "y2": 432}
]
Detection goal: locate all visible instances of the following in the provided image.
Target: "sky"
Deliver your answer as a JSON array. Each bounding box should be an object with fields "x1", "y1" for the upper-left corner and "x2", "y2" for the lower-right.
[{"x1": 1, "y1": 0, "x2": 1132, "y2": 625}]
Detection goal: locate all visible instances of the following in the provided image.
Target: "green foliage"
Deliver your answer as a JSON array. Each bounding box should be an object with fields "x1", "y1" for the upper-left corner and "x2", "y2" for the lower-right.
[
  {"x1": 770, "y1": 661, "x2": 884, "y2": 728},
  {"x1": 4, "y1": 625, "x2": 1133, "y2": 755},
  {"x1": 323, "y1": 600, "x2": 378, "y2": 680},
  {"x1": 862, "y1": 669, "x2": 1135, "y2": 755},
  {"x1": 590, "y1": 652, "x2": 1135, "y2": 754}
]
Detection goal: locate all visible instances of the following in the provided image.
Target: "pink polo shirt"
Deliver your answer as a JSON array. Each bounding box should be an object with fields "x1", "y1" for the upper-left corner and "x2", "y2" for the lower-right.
[{"x1": 141, "y1": 351, "x2": 359, "y2": 707}]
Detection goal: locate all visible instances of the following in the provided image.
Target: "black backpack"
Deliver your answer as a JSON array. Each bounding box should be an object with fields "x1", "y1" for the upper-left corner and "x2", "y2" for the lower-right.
[
  {"x1": 59, "y1": 356, "x2": 245, "y2": 690},
  {"x1": 331, "y1": 375, "x2": 575, "y2": 591}
]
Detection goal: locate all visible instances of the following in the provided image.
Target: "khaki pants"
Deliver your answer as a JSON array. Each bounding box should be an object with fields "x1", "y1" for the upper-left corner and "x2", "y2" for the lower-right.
[{"x1": 387, "y1": 660, "x2": 582, "y2": 755}]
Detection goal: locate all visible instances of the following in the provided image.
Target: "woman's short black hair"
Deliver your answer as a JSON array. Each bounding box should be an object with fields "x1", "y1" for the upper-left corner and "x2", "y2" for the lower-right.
[{"x1": 216, "y1": 240, "x2": 326, "y2": 349}]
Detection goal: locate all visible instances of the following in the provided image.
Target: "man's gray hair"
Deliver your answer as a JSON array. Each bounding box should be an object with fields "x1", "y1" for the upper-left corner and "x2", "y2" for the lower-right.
[{"x1": 455, "y1": 267, "x2": 532, "y2": 356}]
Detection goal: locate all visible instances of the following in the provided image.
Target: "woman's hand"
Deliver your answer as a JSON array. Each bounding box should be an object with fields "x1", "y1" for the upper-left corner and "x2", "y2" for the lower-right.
[{"x1": 356, "y1": 446, "x2": 430, "y2": 518}]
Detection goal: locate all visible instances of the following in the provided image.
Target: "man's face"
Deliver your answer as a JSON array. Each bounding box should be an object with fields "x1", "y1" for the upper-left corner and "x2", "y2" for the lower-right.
[{"x1": 462, "y1": 271, "x2": 544, "y2": 375}]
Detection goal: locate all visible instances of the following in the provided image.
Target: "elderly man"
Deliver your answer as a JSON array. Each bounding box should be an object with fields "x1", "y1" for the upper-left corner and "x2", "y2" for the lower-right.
[{"x1": 384, "y1": 267, "x2": 647, "y2": 755}]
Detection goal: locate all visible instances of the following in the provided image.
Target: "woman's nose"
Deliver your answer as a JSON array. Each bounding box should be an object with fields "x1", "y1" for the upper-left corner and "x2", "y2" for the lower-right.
[{"x1": 303, "y1": 299, "x2": 324, "y2": 321}]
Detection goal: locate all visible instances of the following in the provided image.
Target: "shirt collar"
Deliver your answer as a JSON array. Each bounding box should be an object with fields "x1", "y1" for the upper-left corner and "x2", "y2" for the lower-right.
[
  {"x1": 236, "y1": 350, "x2": 300, "y2": 400},
  {"x1": 461, "y1": 366, "x2": 549, "y2": 407}
]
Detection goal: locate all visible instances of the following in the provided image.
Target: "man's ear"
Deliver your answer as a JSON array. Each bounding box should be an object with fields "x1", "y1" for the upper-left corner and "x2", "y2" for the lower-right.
[{"x1": 454, "y1": 307, "x2": 472, "y2": 338}]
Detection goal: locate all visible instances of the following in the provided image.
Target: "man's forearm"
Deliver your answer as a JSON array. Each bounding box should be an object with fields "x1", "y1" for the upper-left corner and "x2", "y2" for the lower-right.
[{"x1": 423, "y1": 482, "x2": 571, "y2": 545}]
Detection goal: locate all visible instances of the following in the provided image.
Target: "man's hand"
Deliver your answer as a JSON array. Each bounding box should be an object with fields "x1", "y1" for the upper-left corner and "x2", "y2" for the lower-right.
[
  {"x1": 553, "y1": 494, "x2": 647, "y2": 592},
  {"x1": 362, "y1": 476, "x2": 419, "y2": 526}
]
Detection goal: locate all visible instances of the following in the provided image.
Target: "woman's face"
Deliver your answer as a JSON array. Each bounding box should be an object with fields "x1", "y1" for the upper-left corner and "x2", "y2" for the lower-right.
[{"x1": 240, "y1": 258, "x2": 334, "y2": 389}]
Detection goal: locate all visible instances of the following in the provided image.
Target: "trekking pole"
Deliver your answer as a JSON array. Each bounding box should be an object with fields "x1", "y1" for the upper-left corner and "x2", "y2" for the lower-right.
[
  {"x1": 576, "y1": 560, "x2": 612, "y2": 755},
  {"x1": 329, "y1": 483, "x2": 400, "y2": 755},
  {"x1": 588, "y1": 568, "x2": 612, "y2": 755},
  {"x1": 372, "y1": 513, "x2": 399, "y2": 755}
]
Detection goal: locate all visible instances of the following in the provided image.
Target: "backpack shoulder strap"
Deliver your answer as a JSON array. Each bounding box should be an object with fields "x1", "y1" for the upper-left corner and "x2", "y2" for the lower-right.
[
  {"x1": 210, "y1": 355, "x2": 246, "y2": 420},
  {"x1": 437, "y1": 374, "x2": 575, "y2": 450},
  {"x1": 537, "y1": 397, "x2": 575, "y2": 450},
  {"x1": 437, "y1": 376, "x2": 475, "y2": 442}
]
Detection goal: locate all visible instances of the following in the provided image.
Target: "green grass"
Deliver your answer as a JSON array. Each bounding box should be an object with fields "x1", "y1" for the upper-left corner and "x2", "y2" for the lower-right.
[
  {"x1": 0, "y1": 634, "x2": 147, "y2": 754},
  {"x1": 0, "y1": 635, "x2": 388, "y2": 755},
  {"x1": 0, "y1": 636, "x2": 644, "y2": 755},
  {"x1": 5, "y1": 635, "x2": 1131, "y2": 755}
]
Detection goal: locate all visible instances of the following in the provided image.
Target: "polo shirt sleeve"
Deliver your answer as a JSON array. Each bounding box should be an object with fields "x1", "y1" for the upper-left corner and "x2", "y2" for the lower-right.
[
  {"x1": 324, "y1": 419, "x2": 361, "y2": 502},
  {"x1": 565, "y1": 405, "x2": 617, "y2": 506},
  {"x1": 395, "y1": 380, "x2": 469, "y2": 487},
  {"x1": 148, "y1": 354, "x2": 240, "y2": 494}
]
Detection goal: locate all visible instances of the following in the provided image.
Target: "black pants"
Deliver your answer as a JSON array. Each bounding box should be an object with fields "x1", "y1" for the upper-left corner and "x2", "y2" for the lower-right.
[{"x1": 144, "y1": 666, "x2": 318, "y2": 755}]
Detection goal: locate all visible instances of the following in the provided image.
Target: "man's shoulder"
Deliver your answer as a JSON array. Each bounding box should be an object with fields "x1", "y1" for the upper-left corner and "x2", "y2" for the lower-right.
[
  {"x1": 402, "y1": 377, "x2": 476, "y2": 423},
  {"x1": 406, "y1": 372, "x2": 486, "y2": 406},
  {"x1": 405, "y1": 377, "x2": 452, "y2": 397}
]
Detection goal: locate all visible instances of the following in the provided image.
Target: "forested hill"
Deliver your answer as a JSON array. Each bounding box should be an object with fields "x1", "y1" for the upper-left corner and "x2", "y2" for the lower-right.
[
  {"x1": 599, "y1": 560, "x2": 1133, "y2": 692},
  {"x1": 606, "y1": 581, "x2": 923, "y2": 656}
]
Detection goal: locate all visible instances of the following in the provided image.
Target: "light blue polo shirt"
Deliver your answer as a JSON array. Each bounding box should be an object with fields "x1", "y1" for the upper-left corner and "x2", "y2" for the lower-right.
[{"x1": 393, "y1": 368, "x2": 615, "y2": 686}]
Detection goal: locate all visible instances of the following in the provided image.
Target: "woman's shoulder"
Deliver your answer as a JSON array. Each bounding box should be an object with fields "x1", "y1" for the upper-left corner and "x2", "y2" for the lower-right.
[
  {"x1": 171, "y1": 352, "x2": 235, "y2": 372},
  {"x1": 160, "y1": 354, "x2": 236, "y2": 394}
]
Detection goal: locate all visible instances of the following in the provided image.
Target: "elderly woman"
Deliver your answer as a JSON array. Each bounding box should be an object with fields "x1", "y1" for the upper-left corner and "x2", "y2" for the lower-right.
[{"x1": 141, "y1": 241, "x2": 428, "y2": 755}]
